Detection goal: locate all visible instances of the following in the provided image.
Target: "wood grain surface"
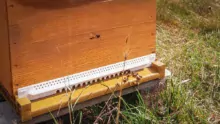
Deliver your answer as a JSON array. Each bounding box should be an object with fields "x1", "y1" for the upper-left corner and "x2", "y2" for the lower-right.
[
  {"x1": 0, "y1": 0, "x2": 13, "y2": 95},
  {"x1": 6, "y1": 0, "x2": 156, "y2": 94}
]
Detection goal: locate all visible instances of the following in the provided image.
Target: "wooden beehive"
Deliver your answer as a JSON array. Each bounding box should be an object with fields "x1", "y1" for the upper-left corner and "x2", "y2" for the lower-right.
[
  {"x1": 1, "y1": 0, "x2": 156, "y2": 97},
  {"x1": 0, "y1": 0, "x2": 158, "y2": 122}
]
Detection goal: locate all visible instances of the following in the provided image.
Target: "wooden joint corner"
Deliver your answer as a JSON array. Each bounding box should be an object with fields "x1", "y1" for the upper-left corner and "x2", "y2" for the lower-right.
[
  {"x1": 152, "y1": 61, "x2": 165, "y2": 79},
  {"x1": 17, "y1": 97, "x2": 32, "y2": 122}
]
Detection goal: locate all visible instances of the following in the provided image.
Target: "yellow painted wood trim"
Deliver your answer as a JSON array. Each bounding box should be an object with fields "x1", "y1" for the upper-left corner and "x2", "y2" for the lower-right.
[{"x1": 15, "y1": 64, "x2": 166, "y2": 122}]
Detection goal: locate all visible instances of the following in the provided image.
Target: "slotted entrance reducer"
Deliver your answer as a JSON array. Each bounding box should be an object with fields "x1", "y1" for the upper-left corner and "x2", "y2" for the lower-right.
[{"x1": 0, "y1": 0, "x2": 164, "y2": 122}]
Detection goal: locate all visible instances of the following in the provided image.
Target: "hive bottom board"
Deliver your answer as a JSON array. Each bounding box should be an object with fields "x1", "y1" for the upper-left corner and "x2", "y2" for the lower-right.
[
  {"x1": 0, "y1": 78, "x2": 169, "y2": 124},
  {"x1": 0, "y1": 61, "x2": 167, "y2": 123}
]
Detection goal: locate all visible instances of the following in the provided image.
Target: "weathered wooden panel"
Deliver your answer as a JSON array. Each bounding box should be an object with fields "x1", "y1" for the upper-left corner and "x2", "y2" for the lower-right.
[
  {"x1": 6, "y1": 0, "x2": 156, "y2": 93},
  {"x1": 0, "y1": 0, "x2": 13, "y2": 95}
]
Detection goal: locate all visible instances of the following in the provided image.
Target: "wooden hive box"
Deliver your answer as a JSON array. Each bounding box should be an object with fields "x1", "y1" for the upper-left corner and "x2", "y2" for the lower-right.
[{"x1": 0, "y1": 0, "x2": 161, "y2": 122}]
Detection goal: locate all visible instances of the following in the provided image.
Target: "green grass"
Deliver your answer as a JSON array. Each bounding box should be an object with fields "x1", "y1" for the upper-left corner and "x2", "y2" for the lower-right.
[
  {"x1": 135, "y1": 0, "x2": 219, "y2": 123},
  {"x1": 122, "y1": 0, "x2": 220, "y2": 123},
  {"x1": 52, "y1": 0, "x2": 220, "y2": 123}
]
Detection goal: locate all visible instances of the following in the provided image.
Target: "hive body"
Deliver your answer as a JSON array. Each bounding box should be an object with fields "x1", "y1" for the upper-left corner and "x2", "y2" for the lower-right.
[
  {"x1": 1, "y1": 0, "x2": 156, "y2": 96},
  {"x1": 0, "y1": 0, "x2": 158, "y2": 122}
]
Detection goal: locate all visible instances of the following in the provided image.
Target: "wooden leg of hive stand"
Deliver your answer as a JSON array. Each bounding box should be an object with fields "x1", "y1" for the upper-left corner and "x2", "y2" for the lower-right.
[
  {"x1": 152, "y1": 61, "x2": 166, "y2": 79},
  {"x1": 17, "y1": 97, "x2": 32, "y2": 122}
]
